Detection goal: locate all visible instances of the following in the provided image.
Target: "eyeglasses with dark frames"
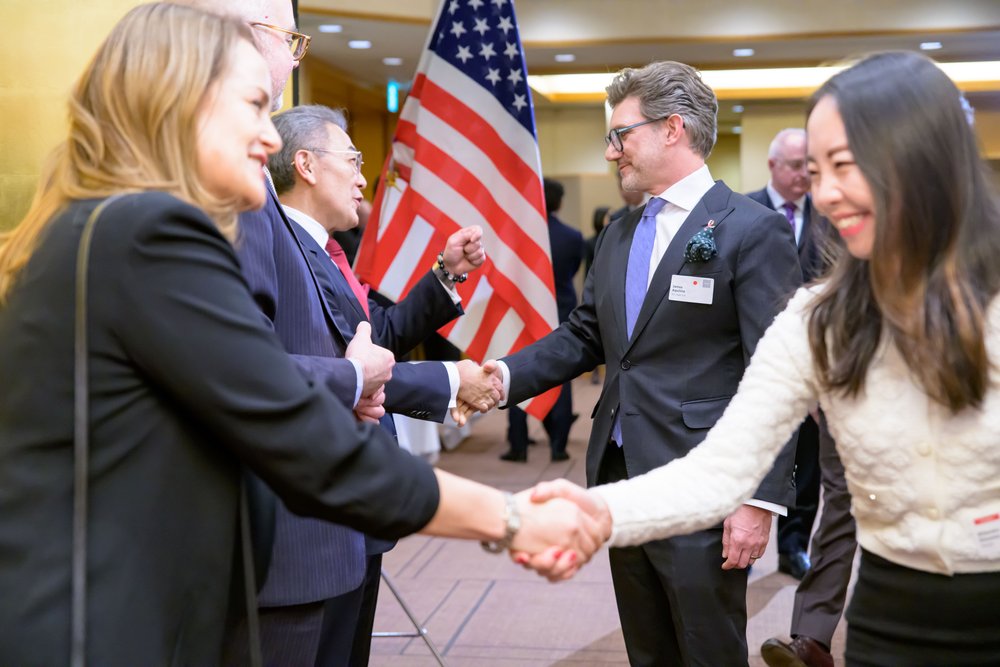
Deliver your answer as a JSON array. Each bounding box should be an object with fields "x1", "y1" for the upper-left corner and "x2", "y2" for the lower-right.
[
  {"x1": 250, "y1": 22, "x2": 311, "y2": 62},
  {"x1": 304, "y1": 148, "x2": 364, "y2": 174},
  {"x1": 605, "y1": 117, "x2": 667, "y2": 152}
]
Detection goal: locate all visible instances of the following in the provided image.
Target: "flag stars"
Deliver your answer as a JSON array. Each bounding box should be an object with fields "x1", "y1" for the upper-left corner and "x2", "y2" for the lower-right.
[
  {"x1": 450, "y1": 21, "x2": 466, "y2": 38},
  {"x1": 485, "y1": 68, "x2": 502, "y2": 86},
  {"x1": 503, "y1": 41, "x2": 519, "y2": 59},
  {"x1": 478, "y1": 42, "x2": 496, "y2": 60},
  {"x1": 491, "y1": 0, "x2": 508, "y2": 6},
  {"x1": 473, "y1": 17, "x2": 490, "y2": 36},
  {"x1": 512, "y1": 93, "x2": 527, "y2": 112},
  {"x1": 456, "y1": 45, "x2": 473, "y2": 63},
  {"x1": 448, "y1": 0, "x2": 459, "y2": 13},
  {"x1": 497, "y1": 16, "x2": 513, "y2": 34},
  {"x1": 468, "y1": 0, "x2": 484, "y2": 9},
  {"x1": 507, "y1": 68, "x2": 523, "y2": 85}
]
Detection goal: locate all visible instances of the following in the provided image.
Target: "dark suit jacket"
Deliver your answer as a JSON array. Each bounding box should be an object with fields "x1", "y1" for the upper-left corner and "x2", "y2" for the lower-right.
[
  {"x1": 503, "y1": 181, "x2": 799, "y2": 506},
  {"x1": 293, "y1": 222, "x2": 460, "y2": 419},
  {"x1": 746, "y1": 188, "x2": 831, "y2": 282},
  {"x1": 0, "y1": 194, "x2": 438, "y2": 666},
  {"x1": 547, "y1": 214, "x2": 584, "y2": 322},
  {"x1": 237, "y1": 188, "x2": 374, "y2": 606}
]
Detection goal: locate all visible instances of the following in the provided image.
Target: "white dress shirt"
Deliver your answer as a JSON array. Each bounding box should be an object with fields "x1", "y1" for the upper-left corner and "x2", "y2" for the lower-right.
[{"x1": 765, "y1": 182, "x2": 806, "y2": 246}]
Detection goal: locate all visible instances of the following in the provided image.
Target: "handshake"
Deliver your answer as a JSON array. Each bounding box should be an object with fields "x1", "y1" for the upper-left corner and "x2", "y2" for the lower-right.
[
  {"x1": 344, "y1": 321, "x2": 506, "y2": 425},
  {"x1": 502, "y1": 478, "x2": 613, "y2": 582}
]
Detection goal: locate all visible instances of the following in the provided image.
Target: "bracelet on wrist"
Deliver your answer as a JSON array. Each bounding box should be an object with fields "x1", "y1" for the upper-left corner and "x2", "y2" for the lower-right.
[
  {"x1": 481, "y1": 491, "x2": 520, "y2": 554},
  {"x1": 436, "y1": 252, "x2": 468, "y2": 284}
]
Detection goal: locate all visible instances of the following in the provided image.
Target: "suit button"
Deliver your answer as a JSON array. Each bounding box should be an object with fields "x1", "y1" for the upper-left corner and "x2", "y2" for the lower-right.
[{"x1": 621, "y1": 360, "x2": 631, "y2": 370}]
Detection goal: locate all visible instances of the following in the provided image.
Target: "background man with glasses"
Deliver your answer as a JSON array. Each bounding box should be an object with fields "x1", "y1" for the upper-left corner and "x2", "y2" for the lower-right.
[
  {"x1": 493, "y1": 60, "x2": 801, "y2": 665},
  {"x1": 750, "y1": 131, "x2": 849, "y2": 667},
  {"x1": 267, "y1": 104, "x2": 500, "y2": 666},
  {"x1": 177, "y1": 2, "x2": 488, "y2": 665}
]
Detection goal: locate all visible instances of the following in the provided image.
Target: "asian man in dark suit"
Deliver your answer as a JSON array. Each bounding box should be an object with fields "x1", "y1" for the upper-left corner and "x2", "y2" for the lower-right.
[
  {"x1": 268, "y1": 104, "x2": 501, "y2": 666},
  {"x1": 492, "y1": 61, "x2": 801, "y2": 666}
]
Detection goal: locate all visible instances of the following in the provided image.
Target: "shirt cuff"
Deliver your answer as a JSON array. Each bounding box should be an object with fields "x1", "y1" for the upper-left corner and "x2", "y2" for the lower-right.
[
  {"x1": 348, "y1": 358, "x2": 363, "y2": 407},
  {"x1": 744, "y1": 499, "x2": 787, "y2": 516},
  {"x1": 496, "y1": 360, "x2": 512, "y2": 407},
  {"x1": 433, "y1": 270, "x2": 463, "y2": 304},
  {"x1": 443, "y1": 361, "x2": 459, "y2": 408}
]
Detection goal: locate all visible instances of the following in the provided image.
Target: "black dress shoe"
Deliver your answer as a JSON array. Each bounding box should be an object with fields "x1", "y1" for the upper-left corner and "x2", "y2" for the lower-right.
[
  {"x1": 550, "y1": 451, "x2": 570, "y2": 462},
  {"x1": 499, "y1": 449, "x2": 527, "y2": 462},
  {"x1": 761, "y1": 636, "x2": 833, "y2": 667},
  {"x1": 777, "y1": 550, "x2": 811, "y2": 580}
]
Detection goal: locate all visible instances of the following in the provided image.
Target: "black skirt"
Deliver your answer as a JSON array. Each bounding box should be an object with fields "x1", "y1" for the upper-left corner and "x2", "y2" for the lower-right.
[{"x1": 846, "y1": 550, "x2": 1000, "y2": 667}]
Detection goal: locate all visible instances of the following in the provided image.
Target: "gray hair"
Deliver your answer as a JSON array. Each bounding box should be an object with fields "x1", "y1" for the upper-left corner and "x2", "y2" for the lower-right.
[
  {"x1": 768, "y1": 128, "x2": 806, "y2": 159},
  {"x1": 268, "y1": 104, "x2": 349, "y2": 195},
  {"x1": 605, "y1": 61, "x2": 718, "y2": 159}
]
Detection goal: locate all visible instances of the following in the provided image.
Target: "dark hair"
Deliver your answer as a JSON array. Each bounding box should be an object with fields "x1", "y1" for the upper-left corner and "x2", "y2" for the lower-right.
[
  {"x1": 543, "y1": 178, "x2": 564, "y2": 215},
  {"x1": 592, "y1": 206, "x2": 610, "y2": 234},
  {"x1": 806, "y1": 51, "x2": 1000, "y2": 412}
]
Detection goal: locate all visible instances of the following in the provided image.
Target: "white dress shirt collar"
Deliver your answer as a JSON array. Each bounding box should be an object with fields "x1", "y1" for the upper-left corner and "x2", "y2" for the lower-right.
[
  {"x1": 282, "y1": 204, "x2": 329, "y2": 249},
  {"x1": 765, "y1": 182, "x2": 806, "y2": 213},
  {"x1": 654, "y1": 164, "x2": 715, "y2": 211}
]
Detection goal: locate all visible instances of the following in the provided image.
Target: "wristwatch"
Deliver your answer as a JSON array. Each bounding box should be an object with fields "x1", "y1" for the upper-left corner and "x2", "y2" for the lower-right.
[{"x1": 481, "y1": 492, "x2": 521, "y2": 553}]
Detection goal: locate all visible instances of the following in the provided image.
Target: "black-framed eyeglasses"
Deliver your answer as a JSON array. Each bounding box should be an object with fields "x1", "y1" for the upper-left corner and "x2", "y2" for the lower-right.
[
  {"x1": 305, "y1": 148, "x2": 364, "y2": 174},
  {"x1": 605, "y1": 117, "x2": 666, "y2": 152},
  {"x1": 250, "y1": 22, "x2": 311, "y2": 61}
]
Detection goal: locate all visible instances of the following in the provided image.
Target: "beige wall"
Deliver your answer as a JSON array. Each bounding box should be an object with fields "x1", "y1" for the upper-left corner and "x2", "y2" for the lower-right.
[
  {"x1": 739, "y1": 103, "x2": 808, "y2": 193},
  {"x1": 0, "y1": 0, "x2": 141, "y2": 229}
]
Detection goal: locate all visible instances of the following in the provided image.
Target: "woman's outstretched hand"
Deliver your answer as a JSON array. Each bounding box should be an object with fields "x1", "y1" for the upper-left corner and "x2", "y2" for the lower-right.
[{"x1": 508, "y1": 479, "x2": 613, "y2": 582}]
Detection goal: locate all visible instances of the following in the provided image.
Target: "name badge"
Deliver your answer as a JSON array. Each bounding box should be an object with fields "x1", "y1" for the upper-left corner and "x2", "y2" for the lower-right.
[
  {"x1": 972, "y1": 512, "x2": 1000, "y2": 559},
  {"x1": 669, "y1": 274, "x2": 714, "y2": 305}
]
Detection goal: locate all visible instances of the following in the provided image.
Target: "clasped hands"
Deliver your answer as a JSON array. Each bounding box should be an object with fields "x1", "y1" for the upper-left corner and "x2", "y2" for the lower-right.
[{"x1": 505, "y1": 479, "x2": 613, "y2": 582}]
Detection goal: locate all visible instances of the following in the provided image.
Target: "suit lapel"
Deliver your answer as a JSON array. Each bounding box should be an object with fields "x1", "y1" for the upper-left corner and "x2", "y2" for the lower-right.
[
  {"x1": 611, "y1": 207, "x2": 642, "y2": 343},
  {"x1": 625, "y1": 181, "x2": 735, "y2": 350}
]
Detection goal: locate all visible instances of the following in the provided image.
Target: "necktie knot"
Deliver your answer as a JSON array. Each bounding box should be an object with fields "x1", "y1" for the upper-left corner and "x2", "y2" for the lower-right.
[
  {"x1": 643, "y1": 196, "x2": 667, "y2": 219},
  {"x1": 324, "y1": 236, "x2": 370, "y2": 318},
  {"x1": 781, "y1": 201, "x2": 797, "y2": 228}
]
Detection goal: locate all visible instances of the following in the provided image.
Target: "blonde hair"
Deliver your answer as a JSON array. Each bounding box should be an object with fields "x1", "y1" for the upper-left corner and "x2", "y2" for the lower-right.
[{"x1": 0, "y1": 2, "x2": 254, "y2": 303}]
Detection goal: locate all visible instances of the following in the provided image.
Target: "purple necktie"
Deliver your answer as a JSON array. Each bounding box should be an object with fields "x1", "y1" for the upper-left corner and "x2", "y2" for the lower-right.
[
  {"x1": 624, "y1": 197, "x2": 666, "y2": 338},
  {"x1": 782, "y1": 201, "x2": 797, "y2": 235},
  {"x1": 613, "y1": 196, "x2": 666, "y2": 446}
]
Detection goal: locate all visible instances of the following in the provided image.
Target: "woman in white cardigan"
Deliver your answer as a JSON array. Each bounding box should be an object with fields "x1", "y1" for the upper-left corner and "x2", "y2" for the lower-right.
[{"x1": 528, "y1": 51, "x2": 1000, "y2": 666}]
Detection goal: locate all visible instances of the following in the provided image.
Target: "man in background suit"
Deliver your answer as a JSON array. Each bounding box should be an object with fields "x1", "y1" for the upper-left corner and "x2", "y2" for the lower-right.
[
  {"x1": 501, "y1": 177, "x2": 584, "y2": 463},
  {"x1": 268, "y1": 104, "x2": 501, "y2": 666},
  {"x1": 751, "y1": 132, "x2": 854, "y2": 667},
  {"x1": 746, "y1": 128, "x2": 826, "y2": 581},
  {"x1": 492, "y1": 61, "x2": 800, "y2": 665}
]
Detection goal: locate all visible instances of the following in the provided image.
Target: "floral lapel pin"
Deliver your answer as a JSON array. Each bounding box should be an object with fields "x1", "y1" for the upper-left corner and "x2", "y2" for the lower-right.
[{"x1": 683, "y1": 219, "x2": 718, "y2": 263}]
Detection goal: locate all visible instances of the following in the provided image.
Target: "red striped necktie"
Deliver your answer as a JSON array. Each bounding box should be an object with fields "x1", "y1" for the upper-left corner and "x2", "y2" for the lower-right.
[{"x1": 324, "y1": 237, "x2": 370, "y2": 318}]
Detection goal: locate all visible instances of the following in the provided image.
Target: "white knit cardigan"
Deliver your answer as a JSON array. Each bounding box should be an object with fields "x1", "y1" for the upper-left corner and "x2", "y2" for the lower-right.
[{"x1": 594, "y1": 287, "x2": 1000, "y2": 575}]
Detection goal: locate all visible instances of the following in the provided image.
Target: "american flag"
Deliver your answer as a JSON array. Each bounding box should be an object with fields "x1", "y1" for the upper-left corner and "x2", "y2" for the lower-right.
[{"x1": 355, "y1": 0, "x2": 560, "y2": 418}]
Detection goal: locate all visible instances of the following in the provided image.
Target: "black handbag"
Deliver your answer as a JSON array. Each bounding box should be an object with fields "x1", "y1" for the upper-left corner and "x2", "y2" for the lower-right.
[{"x1": 71, "y1": 195, "x2": 262, "y2": 667}]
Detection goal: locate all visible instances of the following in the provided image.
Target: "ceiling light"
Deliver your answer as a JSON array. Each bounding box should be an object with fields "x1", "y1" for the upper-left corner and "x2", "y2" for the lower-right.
[
  {"x1": 733, "y1": 48, "x2": 755, "y2": 58},
  {"x1": 732, "y1": 126, "x2": 743, "y2": 134},
  {"x1": 920, "y1": 41, "x2": 943, "y2": 51},
  {"x1": 383, "y1": 57, "x2": 403, "y2": 66},
  {"x1": 348, "y1": 40, "x2": 372, "y2": 50},
  {"x1": 732, "y1": 104, "x2": 745, "y2": 113},
  {"x1": 554, "y1": 54, "x2": 576, "y2": 63},
  {"x1": 317, "y1": 24, "x2": 342, "y2": 33},
  {"x1": 527, "y1": 60, "x2": 1000, "y2": 102}
]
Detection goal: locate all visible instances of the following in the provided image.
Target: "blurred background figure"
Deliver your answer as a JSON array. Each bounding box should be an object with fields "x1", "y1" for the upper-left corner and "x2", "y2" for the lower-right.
[{"x1": 502, "y1": 177, "x2": 583, "y2": 463}]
